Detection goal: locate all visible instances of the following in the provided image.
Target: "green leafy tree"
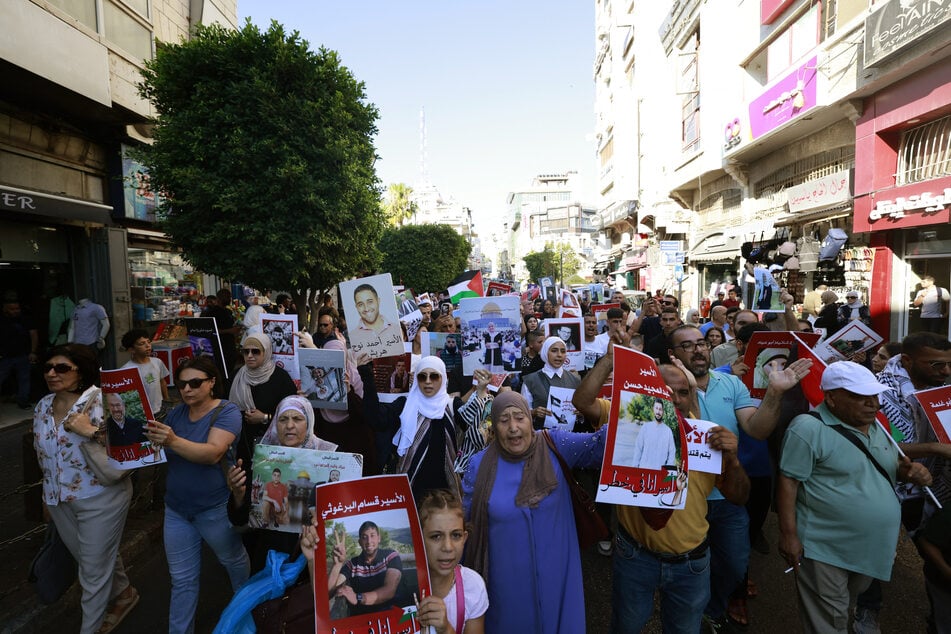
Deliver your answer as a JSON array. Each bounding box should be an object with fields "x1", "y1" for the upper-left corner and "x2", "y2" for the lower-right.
[
  {"x1": 523, "y1": 243, "x2": 581, "y2": 285},
  {"x1": 380, "y1": 224, "x2": 470, "y2": 292},
  {"x1": 382, "y1": 183, "x2": 418, "y2": 226},
  {"x1": 136, "y1": 20, "x2": 384, "y2": 330}
]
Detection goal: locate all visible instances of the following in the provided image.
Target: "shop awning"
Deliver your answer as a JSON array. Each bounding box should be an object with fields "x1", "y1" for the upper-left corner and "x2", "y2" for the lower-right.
[
  {"x1": 0, "y1": 185, "x2": 113, "y2": 225},
  {"x1": 690, "y1": 232, "x2": 741, "y2": 263}
]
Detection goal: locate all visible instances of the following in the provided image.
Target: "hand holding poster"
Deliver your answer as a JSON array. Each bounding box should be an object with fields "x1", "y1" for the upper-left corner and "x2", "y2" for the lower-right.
[
  {"x1": 316, "y1": 475, "x2": 430, "y2": 632},
  {"x1": 741, "y1": 331, "x2": 821, "y2": 399},
  {"x1": 339, "y1": 273, "x2": 405, "y2": 359},
  {"x1": 597, "y1": 346, "x2": 689, "y2": 509},
  {"x1": 101, "y1": 368, "x2": 166, "y2": 468},
  {"x1": 812, "y1": 320, "x2": 883, "y2": 364}
]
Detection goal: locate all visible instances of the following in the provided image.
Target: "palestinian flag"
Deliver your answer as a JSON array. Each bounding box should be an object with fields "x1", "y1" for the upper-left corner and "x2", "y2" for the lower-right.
[{"x1": 447, "y1": 270, "x2": 483, "y2": 304}]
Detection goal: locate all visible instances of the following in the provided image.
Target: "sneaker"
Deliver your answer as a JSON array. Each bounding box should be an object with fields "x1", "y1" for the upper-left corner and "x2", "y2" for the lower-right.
[
  {"x1": 852, "y1": 606, "x2": 881, "y2": 634},
  {"x1": 597, "y1": 540, "x2": 613, "y2": 556}
]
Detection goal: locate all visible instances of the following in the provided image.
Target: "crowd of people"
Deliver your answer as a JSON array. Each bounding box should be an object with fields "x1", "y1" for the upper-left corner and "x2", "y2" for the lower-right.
[{"x1": 18, "y1": 279, "x2": 951, "y2": 634}]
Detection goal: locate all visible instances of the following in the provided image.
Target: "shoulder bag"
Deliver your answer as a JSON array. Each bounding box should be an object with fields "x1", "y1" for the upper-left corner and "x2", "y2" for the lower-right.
[
  {"x1": 542, "y1": 430, "x2": 610, "y2": 550},
  {"x1": 806, "y1": 411, "x2": 894, "y2": 489}
]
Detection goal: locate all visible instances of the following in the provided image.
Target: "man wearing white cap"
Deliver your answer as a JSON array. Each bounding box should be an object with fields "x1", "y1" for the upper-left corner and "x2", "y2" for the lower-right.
[{"x1": 777, "y1": 362, "x2": 933, "y2": 633}]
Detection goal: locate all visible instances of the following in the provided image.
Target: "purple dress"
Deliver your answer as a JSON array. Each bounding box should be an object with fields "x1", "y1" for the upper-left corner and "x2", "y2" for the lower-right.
[{"x1": 462, "y1": 427, "x2": 606, "y2": 633}]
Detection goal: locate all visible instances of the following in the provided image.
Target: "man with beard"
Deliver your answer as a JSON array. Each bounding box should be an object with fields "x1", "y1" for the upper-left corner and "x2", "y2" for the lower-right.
[
  {"x1": 352, "y1": 284, "x2": 400, "y2": 352},
  {"x1": 630, "y1": 398, "x2": 677, "y2": 470},
  {"x1": 667, "y1": 324, "x2": 813, "y2": 632},
  {"x1": 644, "y1": 307, "x2": 682, "y2": 364}
]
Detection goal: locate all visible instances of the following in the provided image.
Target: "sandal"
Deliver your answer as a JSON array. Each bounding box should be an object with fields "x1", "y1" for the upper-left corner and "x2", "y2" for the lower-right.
[
  {"x1": 97, "y1": 586, "x2": 139, "y2": 634},
  {"x1": 728, "y1": 596, "x2": 749, "y2": 628},
  {"x1": 746, "y1": 579, "x2": 758, "y2": 599}
]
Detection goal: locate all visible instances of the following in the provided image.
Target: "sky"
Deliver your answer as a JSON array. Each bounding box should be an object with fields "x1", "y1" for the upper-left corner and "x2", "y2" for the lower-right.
[{"x1": 239, "y1": 1, "x2": 596, "y2": 237}]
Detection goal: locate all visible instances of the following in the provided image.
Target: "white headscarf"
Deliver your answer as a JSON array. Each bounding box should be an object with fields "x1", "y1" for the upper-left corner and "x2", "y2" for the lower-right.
[
  {"x1": 393, "y1": 356, "x2": 452, "y2": 457},
  {"x1": 540, "y1": 336, "x2": 566, "y2": 379},
  {"x1": 845, "y1": 294, "x2": 864, "y2": 320},
  {"x1": 243, "y1": 305, "x2": 266, "y2": 335},
  {"x1": 260, "y1": 395, "x2": 337, "y2": 450},
  {"x1": 229, "y1": 333, "x2": 276, "y2": 412}
]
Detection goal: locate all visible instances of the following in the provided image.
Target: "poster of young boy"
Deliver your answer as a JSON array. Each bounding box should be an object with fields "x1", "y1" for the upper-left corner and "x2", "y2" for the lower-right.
[
  {"x1": 339, "y1": 273, "x2": 405, "y2": 359},
  {"x1": 597, "y1": 346, "x2": 689, "y2": 509},
  {"x1": 543, "y1": 318, "x2": 585, "y2": 372},
  {"x1": 101, "y1": 368, "x2": 166, "y2": 468},
  {"x1": 913, "y1": 385, "x2": 951, "y2": 445},
  {"x1": 299, "y1": 347, "x2": 347, "y2": 411},
  {"x1": 740, "y1": 331, "x2": 821, "y2": 399},
  {"x1": 250, "y1": 444, "x2": 362, "y2": 533},
  {"x1": 457, "y1": 296, "x2": 522, "y2": 375},
  {"x1": 316, "y1": 475, "x2": 430, "y2": 632},
  {"x1": 183, "y1": 317, "x2": 229, "y2": 379},
  {"x1": 372, "y1": 352, "x2": 414, "y2": 403},
  {"x1": 261, "y1": 313, "x2": 300, "y2": 387}
]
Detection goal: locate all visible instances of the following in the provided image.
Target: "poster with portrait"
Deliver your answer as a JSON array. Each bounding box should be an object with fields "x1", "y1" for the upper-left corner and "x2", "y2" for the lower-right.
[
  {"x1": 372, "y1": 352, "x2": 414, "y2": 403},
  {"x1": 250, "y1": 444, "x2": 363, "y2": 533},
  {"x1": 591, "y1": 303, "x2": 621, "y2": 334},
  {"x1": 545, "y1": 386, "x2": 580, "y2": 430},
  {"x1": 339, "y1": 273, "x2": 405, "y2": 359},
  {"x1": 261, "y1": 314, "x2": 300, "y2": 388},
  {"x1": 399, "y1": 309, "x2": 424, "y2": 344},
  {"x1": 183, "y1": 317, "x2": 229, "y2": 379},
  {"x1": 558, "y1": 289, "x2": 582, "y2": 318},
  {"x1": 543, "y1": 318, "x2": 585, "y2": 372},
  {"x1": 457, "y1": 296, "x2": 522, "y2": 375},
  {"x1": 486, "y1": 281, "x2": 513, "y2": 296},
  {"x1": 741, "y1": 331, "x2": 821, "y2": 399},
  {"x1": 597, "y1": 346, "x2": 689, "y2": 510},
  {"x1": 394, "y1": 288, "x2": 418, "y2": 318},
  {"x1": 427, "y1": 332, "x2": 464, "y2": 376},
  {"x1": 589, "y1": 284, "x2": 605, "y2": 304},
  {"x1": 539, "y1": 277, "x2": 555, "y2": 300},
  {"x1": 812, "y1": 320, "x2": 883, "y2": 364},
  {"x1": 316, "y1": 474, "x2": 430, "y2": 632},
  {"x1": 912, "y1": 385, "x2": 951, "y2": 445},
  {"x1": 299, "y1": 348, "x2": 347, "y2": 411},
  {"x1": 101, "y1": 368, "x2": 166, "y2": 469}
]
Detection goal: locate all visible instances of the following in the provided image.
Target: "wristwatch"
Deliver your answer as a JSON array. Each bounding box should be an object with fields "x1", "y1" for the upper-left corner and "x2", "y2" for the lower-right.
[{"x1": 356, "y1": 593, "x2": 364, "y2": 605}]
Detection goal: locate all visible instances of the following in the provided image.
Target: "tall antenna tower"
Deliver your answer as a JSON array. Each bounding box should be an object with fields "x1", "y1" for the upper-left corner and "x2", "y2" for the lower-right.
[{"x1": 418, "y1": 106, "x2": 431, "y2": 186}]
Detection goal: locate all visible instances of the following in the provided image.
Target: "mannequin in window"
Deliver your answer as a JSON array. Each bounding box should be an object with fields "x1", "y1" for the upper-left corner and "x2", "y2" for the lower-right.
[{"x1": 69, "y1": 298, "x2": 110, "y2": 352}]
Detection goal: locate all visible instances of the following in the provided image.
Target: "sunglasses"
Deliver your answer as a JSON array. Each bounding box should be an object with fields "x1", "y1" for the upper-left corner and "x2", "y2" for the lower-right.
[
  {"x1": 240, "y1": 348, "x2": 262, "y2": 356},
  {"x1": 661, "y1": 300, "x2": 675, "y2": 306},
  {"x1": 175, "y1": 377, "x2": 212, "y2": 390},
  {"x1": 43, "y1": 362, "x2": 77, "y2": 374},
  {"x1": 416, "y1": 372, "x2": 441, "y2": 383}
]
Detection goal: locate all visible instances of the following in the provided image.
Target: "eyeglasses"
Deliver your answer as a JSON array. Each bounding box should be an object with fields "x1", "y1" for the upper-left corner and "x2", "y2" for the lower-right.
[
  {"x1": 674, "y1": 340, "x2": 710, "y2": 353},
  {"x1": 240, "y1": 348, "x2": 262, "y2": 356},
  {"x1": 923, "y1": 360, "x2": 951, "y2": 370},
  {"x1": 175, "y1": 377, "x2": 212, "y2": 390},
  {"x1": 317, "y1": 322, "x2": 333, "y2": 328},
  {"x1": 661, "y1": 300, "x2": 675, "y2": 306},
  {"x1": 416, "y1": 372, "x2": 441, "y2": 383},
  {"x1": 43, "y1": 363, "x2": 77, "y2": 374}
]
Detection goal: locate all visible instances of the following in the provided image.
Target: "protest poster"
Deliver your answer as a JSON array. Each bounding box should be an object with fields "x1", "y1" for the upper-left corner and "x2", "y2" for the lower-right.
[
  {"x1": 597, "y1": 346, "x2": 689, "y2": 509},
  {"x1": 299, "y1": 348, "x2": 347, "y2": 411},
  {"x1": 558, "y1": 289, "x2": 581, "y2": 318},
  {"x1": 100, "y1": 368, "x2": 166, "y2": 468},
  {"x1": 812, "y1": 320, "x2": 883, "y2": 364},
  {"x1": 457, "y1": 296, "x2": 522, "y2": 375},
  {"x1": 261, "y1": 313, "x2": 300, "y2": 388},
  {"x1": 399, "y1": 309, "x2": 425, "y2": 344},
  {"x1": 589, "y1": 283, "x2": 605, "y2": 304},
  {"x1": 545, "y1": 386, "x2": 580, "y2": 430},
  {"x1": 183, "y1": 317, "x2": 229, "y2": 379},
  {"x1": 539, "y1": 277, "x2": 555, "y2": 300},
  {"x1": 316, "y1": 474, "x2": 431, "y2": 633},
  {"x1": 339, "y1": 273, "x2": 405, "y2": 359},
  {"x1": 251, "y1": 444, "x2": 363, "y2": 533},
  {"x1": 741, "y1": 331, "x2": 821, "y2": 399},
  {"x1": 543, "y1": 318, "x2": 585, "y2": 372},
  {"x1": 684, "y1": 419, "x2": 722, "y2": 475},
  {"x1": 427, "y1": 332, "x2": 464, "y2": 376},
  {"x1": 590, "y1": 303, "x2": 621, "y2": 334},
  {"x1": 395, "y1": 288, "x2": 418, "y2": 318},
  {"x1": 372, "y1": 352, "x2": 413, "y2": 403},
  {"x1": 486, "y1": 281, "x2": 513, "y2": 296},
  {"x1": 751, "y1": 265, "x2": 786, "y2": 312},
  {"x1": 912, "y1": 385, "x2": 951, "y2": 445}
]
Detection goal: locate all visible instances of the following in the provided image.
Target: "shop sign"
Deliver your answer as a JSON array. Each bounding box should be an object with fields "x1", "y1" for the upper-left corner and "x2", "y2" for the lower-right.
[
  {"x1": 864, "y1": 0, "x2": 951, "y2": 67},
  {"x1": 659, "y1": 240, "x2": 683, "y2": 252},
  {"x1": 748, "y1": 56, "x2": 817, "y2": 139},
  {"x1": 0, "y1": 185, "x2": 112, "y2": 224},
  {"x1": 787, "y1": 169, "x2": 852, "y2": 214},
  {"x1": 723, "y1": 117, "x2": 744, "y2": 151},
  {"x1": 869, "y1": 188, "x2": 951, "y2": 222}
]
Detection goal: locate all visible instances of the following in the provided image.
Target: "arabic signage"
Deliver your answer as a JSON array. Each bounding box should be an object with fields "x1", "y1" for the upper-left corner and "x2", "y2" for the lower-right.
[
  {"x1": 854, "y1": 177, "x2": 951, "y2": 232},
  {"x1": 748, "y1": 56, "x2": 818, "y2": 139},
  {"x1": 786, "y1": 169, "x2": 852, "y2": 214},
  {"x1": 864, "y1": 0, "x2": 951, "y2": 67}
]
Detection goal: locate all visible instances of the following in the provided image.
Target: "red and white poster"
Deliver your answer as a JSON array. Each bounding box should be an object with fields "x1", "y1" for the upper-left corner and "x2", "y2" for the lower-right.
[
  {"x1": 486, "y1": 280, "x2": 513, "y2": 296},
  {"x1": 316, "y1": 475, "x2": 431, "y2": 634},
  {"x1": 101, "y1": 367, "x2": 166, "y2": 468},
  {"x1": 913, "y1": 385, "x2": 951, "y2": 445},
  {"x1": 596, "y1": 346, "x2": 689, "y2": 509},
  {"x1": 741, "y1": 331, "x2": 820, "y2": 399}
]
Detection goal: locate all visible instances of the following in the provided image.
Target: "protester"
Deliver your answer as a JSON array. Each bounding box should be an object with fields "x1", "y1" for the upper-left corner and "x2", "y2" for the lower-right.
[
  {"x1": 778, "y1": 362, "x2": 932, "y2": 634},
  {"x1": 871, "y1": 341, "x2": 902, "y2": 375},
  {"x1": 700, "y1": 305, "x2": 728, "y2": 337},
  {"x1": 33, "y1": 344, "x2": 138, "y2": 634},
  {"x1": 915, "y1": 505, "x2": 951, "y2": 634},
  {"x1": 462, "y1": 390, "x2": 606, "y2": 632},
  {"x1": 119, "y1": 329, "x2": 169, "y2": 418},
  {"x1": 644, "y1": 306, "x2": 682, "y2": 363},
  {"x1": 814, "y1": 290, "x2": 842, "y2": 334},
  {"x1": 520, "y1": 336, "x2": 581, "y2": 429},
  {"x1": 143, "y1": 357, "x2": 250, "y2": 634},
  {"x1": 685, "y1": 308, "x2": 701, "y2": 326},
  {"x1": 710, "y1": 310, "x2": 760, "y2": 368},
  {"x1": 704, "y1": 327, "x2": 725, "y2": 350}
]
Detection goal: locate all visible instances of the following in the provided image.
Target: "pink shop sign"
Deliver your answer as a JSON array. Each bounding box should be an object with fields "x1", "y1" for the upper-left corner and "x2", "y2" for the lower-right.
[{"x1": 749, "y1": 56, "x2": 817, "y2": 139}]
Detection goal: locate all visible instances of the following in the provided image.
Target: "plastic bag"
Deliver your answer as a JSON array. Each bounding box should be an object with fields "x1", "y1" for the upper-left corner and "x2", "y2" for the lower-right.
[{"x1": 213, "y1": 549, "x2": 308, "y2": 634}]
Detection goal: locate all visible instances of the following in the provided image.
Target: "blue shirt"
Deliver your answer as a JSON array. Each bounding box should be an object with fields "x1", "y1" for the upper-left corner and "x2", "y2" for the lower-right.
[
  {"x1": 713, "y1": 366, "x2": 771, "y2": 477},
  {"x1": 698, "y1": 371, "x2": 755, "y2": 500}
]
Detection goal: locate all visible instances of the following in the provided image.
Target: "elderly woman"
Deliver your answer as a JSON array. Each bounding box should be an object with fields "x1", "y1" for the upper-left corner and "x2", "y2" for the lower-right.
[
  {"x1": 144, "y1": 357, "x2": 250, "y2": 634},
  {"x1": 33, "y1": 345, "x2": 138, "y2": 634},
  {"x1": 685, "y1": 308, "x2": 701, "y2": 326},
  {"x1": 363, "y1": 356, "x2": 491, "y2": 500},
  {"x1": 520, "y1": 336, "x2": 581, "y2": 429},
  {"x1": 463, "y1": 391, "x2": 606, "y2": 632}
]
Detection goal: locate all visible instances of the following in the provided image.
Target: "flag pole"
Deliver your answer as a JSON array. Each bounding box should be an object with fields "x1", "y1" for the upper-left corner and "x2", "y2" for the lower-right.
[{"x1": 875, "y1": 419, "x2": 943, "y2": 509}]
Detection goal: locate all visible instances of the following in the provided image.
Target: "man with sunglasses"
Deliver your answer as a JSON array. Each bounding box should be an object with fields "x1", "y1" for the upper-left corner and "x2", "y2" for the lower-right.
[{"x1": 667, "y1": 324, "x2": 813, "y2": 632}]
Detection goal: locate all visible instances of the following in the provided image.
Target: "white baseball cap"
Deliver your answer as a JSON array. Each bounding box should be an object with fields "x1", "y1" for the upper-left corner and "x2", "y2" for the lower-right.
[{"x1": 820, "y1": 361, "x2": 891, "y2": 396}]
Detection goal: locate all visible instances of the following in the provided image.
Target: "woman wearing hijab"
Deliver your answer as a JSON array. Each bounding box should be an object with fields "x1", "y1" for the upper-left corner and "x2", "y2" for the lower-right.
[
  {"x1": 814, "y1": 290, "x2": 842, "y2": 335},
  {"x1": 520, "y1": 336, "x2": 582, "y2": 429},
  {"x1": 837, "y1": 290, "x2": 872, "y2": 327},
  {"x1": 462, "y1": 391, "x2": 606, "y2": 632},
  {"x1": 363, "y1": 356, "x2": 492, "y2": 500}
]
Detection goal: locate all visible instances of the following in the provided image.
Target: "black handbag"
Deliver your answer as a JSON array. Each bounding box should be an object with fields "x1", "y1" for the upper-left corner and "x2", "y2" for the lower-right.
[
  {"x1": 251, "y1": 580, "x2": 315, "y2": 633},
  {"x1": 28, "y1": 522, "x2": 77, "y2": 604}
]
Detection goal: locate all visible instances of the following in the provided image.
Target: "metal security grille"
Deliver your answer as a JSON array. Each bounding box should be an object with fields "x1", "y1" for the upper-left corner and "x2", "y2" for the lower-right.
[
  {"x1": 697, "y1": 178, "x2": 741, "y2": 229},
  {"x1": 897, "y1": 114, "x2": 951, "y2": 185},
  {"x1": 753, "y1": 146, "x2": 855, "y2": 197}
]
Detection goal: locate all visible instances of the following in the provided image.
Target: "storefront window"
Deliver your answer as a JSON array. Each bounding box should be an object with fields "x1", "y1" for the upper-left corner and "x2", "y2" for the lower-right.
[{"x1": 129, "y1": 248, "x2": 201, "y2": 325}]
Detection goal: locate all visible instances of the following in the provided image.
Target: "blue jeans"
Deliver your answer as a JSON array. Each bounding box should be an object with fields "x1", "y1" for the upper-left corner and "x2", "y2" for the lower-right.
[
  {"x1": 0, "y1": 354, "x2": 30, "y2": 406},
  {"x1": 164, "y1": 503, "x2": 250, "y2": 634},
  {"x1": 705, "y1": 498, "x2": 750, "y2": 620},
  {"x1": 611, "y1": 528, "x2": 711, "y2": 633}
]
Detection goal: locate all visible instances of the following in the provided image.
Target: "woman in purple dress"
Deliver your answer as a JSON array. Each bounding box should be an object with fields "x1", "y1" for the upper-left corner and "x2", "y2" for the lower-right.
[{"x1": 463, "y1": 391, "x2": 606, "y2": 632}]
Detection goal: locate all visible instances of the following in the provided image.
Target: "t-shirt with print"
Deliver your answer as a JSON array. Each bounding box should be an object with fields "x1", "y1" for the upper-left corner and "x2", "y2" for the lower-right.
[{"x1": 122, "y1": 357, "x2": 169, "y2": 416}]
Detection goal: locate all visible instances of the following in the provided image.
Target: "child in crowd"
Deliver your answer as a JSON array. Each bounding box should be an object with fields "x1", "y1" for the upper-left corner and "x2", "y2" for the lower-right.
[
  {"x1": 120, "y1": 329, "x2": 169, "y2": 419},
  {"x1": 416, "y1": 489, "x2": 488, "y2": 634}
]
